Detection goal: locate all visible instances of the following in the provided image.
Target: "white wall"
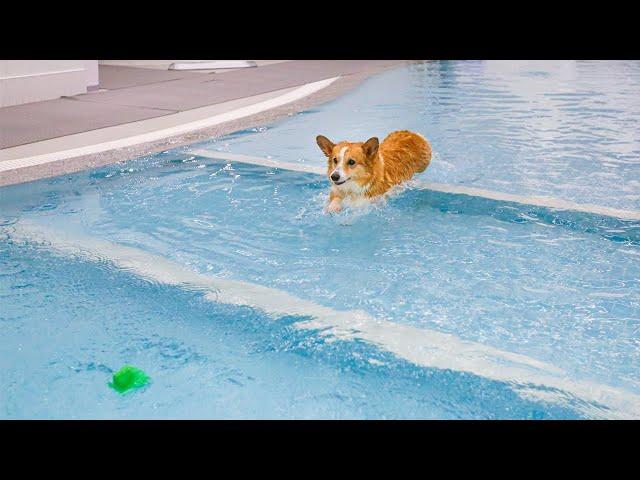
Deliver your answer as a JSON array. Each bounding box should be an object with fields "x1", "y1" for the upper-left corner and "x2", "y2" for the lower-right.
[
  {"x1": 84, "y1": 60, "x2": 99, "y2": 90},
  {"x1": 0, "y1": 60, "x2": 99, "y2": 107}
]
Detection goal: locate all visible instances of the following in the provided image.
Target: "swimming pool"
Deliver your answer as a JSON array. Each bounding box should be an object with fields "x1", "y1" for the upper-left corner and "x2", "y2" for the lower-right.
[{"x1": 2, "y1": 61, "x2": 639, "y2": 419}]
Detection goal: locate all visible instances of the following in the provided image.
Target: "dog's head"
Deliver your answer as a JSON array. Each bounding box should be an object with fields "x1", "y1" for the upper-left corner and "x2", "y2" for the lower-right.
[{"x1": 316, "y1": 135, "x2": 379, "y2": 189}]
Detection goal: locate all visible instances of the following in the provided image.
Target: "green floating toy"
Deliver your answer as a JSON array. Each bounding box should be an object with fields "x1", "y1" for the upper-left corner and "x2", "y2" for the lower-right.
[{"x1": 109, "y1": 365, "x2": 150, "y2": 394}]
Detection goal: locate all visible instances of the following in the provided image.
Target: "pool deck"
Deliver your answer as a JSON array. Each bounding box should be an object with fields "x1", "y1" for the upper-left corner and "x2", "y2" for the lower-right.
[{"x1": 0, "y1": 60, "x2": 406, "y2": 187}]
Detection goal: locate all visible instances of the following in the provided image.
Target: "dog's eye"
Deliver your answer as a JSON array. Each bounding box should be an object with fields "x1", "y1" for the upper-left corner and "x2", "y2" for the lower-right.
[
  {"x1": 348, "y1": 159, "x2": 356, "y2": 166},
  {"x1": 333, "y1": 158, "x2": 337, "y2": 164}
]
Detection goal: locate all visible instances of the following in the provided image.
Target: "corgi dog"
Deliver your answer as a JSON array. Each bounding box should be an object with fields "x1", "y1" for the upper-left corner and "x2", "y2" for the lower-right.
[{"x1": 316, "y1": 130, "x2": 432, "y2": 213}]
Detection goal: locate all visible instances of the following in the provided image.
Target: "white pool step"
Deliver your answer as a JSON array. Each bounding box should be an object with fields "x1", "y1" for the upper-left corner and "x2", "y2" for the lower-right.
[
  {"x1": 189, "y1": 150, "x2": 326, "y2": 176},
  {"x1": 8, "y1": 218, "x2": 640, "y2": 419},
  {"x1": 188, "y1": 149, "x2": 640, "y2": 222}
]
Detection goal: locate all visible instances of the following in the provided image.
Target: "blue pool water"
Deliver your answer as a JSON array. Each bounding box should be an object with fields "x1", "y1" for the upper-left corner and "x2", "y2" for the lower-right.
[
  {"x1": 217, "y1": 60, "x2": 640, "y2": 211},
  {"x1": 2, "y1": 61, "x2": 640, "y2": 419}
]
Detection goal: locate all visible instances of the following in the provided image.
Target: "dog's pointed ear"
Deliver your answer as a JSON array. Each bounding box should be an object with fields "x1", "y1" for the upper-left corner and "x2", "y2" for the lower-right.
[
  {"x1": 363, "y1": 137, "x2": 379, "y2": 157},
  {"x1": 316, "y1": 135, "x2": 335, "y2": 156}
]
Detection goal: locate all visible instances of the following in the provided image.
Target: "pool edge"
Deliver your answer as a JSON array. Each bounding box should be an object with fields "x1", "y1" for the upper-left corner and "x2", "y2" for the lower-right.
[{"x1": 0, "y1": 62, "x2": 407, "y2": 187}]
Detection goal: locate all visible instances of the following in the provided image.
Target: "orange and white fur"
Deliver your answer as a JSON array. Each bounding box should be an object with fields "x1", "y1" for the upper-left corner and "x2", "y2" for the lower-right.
[{"x1": 316, "y1": 130, "x2": 432, "y2": 213}]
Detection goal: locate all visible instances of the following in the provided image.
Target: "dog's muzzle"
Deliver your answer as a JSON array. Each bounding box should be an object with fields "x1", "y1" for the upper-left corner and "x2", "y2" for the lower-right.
[{"x1": 330, "y1": 169, "x2": 349, "y2": 185}]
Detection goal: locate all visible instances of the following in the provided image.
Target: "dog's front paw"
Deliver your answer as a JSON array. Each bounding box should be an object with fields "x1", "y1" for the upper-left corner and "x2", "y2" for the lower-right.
[{"x1": 325, "y1": 201, "x2": 343, "y2": 214}]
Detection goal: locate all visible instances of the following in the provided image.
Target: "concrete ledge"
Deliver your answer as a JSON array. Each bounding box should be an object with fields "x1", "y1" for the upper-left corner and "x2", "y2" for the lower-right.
[
  {"x1": 0, "y1": 69, "x2": 89, "y2": 108},
  {"x1": 0, "y1": 61, "x2": 94, "y2": 108},
  {"x1": 0, "y1": 79, "x2": 336, "y2": 169},
  {"x1": 0, "y1": 61, "x2": 405, "y2": 186}
]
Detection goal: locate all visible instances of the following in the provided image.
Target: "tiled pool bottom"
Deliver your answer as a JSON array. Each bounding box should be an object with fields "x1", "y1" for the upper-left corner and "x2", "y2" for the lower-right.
[{"x1": 1, "y1": 155, "x2": 639, "y2": 419}]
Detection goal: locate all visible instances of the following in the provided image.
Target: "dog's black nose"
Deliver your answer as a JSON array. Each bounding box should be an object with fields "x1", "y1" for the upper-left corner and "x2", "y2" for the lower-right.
[{"x1": 330, "y1": 172, "x2": 340, "y2": 182}]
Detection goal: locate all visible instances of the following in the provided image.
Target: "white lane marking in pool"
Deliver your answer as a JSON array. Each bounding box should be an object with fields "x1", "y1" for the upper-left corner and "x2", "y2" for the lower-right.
[
  {"x1": 187, "y1": 150, "x2": 640, "y2": 222},
  {"x1": 8, "y1": 219, "x2": 640, "y2": 419},
  {"x1": 0, "y1": 77, "x2": 339, "y2": 173},
  {"x1": 189, "y1": 150, "x2": 326, "y2": 175},
  {"x1": 417, "y1": 182, "x2": 640, "y2": 222}
]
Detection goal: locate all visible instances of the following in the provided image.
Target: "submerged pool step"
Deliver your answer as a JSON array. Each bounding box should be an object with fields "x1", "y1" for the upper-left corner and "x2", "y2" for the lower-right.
[
  {"x1": 188, "y1": 149, "x2": 640, "y2": 222},
  {"x1": 7, "y1": 218, "x2": 640, "y2": 419},
  {"x1": 188, "y1": 150, "x2": 326, "y2": 176}
]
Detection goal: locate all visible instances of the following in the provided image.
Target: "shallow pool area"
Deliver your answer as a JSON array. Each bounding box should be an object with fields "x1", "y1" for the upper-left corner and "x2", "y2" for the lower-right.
[
  {"x1": 213, "y1": 60, "x2": 640, "y2": 211},
  {"x1": 1, "y1": 61, "x2": 639, "y2": 419}
]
